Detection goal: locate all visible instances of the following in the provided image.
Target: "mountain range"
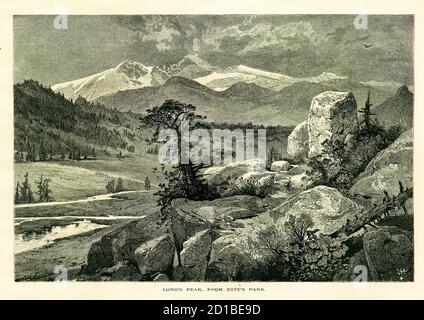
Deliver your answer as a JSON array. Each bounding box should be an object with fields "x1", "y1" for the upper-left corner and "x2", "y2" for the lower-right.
[{"x1": 51, "y1": 54, "x2": 412, "y2": 127}]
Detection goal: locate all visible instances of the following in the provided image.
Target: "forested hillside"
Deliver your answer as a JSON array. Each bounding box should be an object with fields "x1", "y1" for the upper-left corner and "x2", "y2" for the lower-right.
[{"x1": 14, "y1": 80, "x2": 139, "y2": 162}]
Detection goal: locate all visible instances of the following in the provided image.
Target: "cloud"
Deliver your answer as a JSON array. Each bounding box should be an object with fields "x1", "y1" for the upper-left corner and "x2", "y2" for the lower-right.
[
  {"x1": 202, "y1": 21, "x2": 326, "y2": 55},
  {"x1": 111, "y1": 15, "x2": 413, "y2": 83},
  {"x1": 141, "y1": 26, "x2": 181, "y2": 51}
]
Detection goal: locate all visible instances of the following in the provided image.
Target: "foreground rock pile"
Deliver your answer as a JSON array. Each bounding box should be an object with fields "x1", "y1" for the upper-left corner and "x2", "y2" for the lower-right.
[{"x1": 79, "y1": 91, "x2": 413, "y2": 282}]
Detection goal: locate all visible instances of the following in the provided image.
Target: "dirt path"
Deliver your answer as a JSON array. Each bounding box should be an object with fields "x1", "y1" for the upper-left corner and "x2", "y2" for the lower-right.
[{"x1": 14, "y1": 189, "x2": 155, "y2": 209}]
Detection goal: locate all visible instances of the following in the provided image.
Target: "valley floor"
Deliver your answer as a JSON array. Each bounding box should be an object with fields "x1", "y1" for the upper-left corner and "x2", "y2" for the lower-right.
[{"x1": 14, "y1": 190, "x2": 160, "y2": 281}]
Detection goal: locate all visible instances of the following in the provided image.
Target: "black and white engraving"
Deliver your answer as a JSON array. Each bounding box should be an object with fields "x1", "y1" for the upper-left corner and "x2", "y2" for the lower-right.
[{"x1": 14, "y1": 15, "x2": 413, "y2": 282}]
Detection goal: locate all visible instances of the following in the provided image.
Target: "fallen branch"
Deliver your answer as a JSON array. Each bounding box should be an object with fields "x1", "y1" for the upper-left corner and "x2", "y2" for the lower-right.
[{"x1": 331, "y1": 183, "x2": 413, "y2": 238}]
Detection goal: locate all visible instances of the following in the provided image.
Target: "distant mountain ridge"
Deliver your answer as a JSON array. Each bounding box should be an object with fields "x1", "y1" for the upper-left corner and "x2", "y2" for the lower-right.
[
  {"x1": 373, "y1": 85, "x2": 413, "y2": 128},
  {"x1": 96, "y1": 75, "x2": 401, "y2": 126},
  {"x1": 52, "y1": 55, "x2": 215, "y2": 101},
  {"x1": 52, "y1": 54, "x2": 404, "y2": 102},
  {"x1": 49, "y1": 55, "x2": 412, "y2": 126}
]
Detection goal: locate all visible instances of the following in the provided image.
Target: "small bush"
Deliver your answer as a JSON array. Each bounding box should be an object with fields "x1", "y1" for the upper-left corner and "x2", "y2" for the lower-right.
[
  {"x1": 105, "y1": 178, "x2": 126, "y2": 193},
  {"x1": 146, "y1": 145, "x2": 159, "y2": 155},
  {"x1": 266, "y1": 146, "x2": 283, "y2": 170},
  {"x1": 229, "y1": 214, "x2": 349, "y2": 281},
  {"x1": 235, "y1": 175, "x2": 275, "y2": 198},
  {"x1": 307, "y1": 122, "x2": 405, "y2": 190}
]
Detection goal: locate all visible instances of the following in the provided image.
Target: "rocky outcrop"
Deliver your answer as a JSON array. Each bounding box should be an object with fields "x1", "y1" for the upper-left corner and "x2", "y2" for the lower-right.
[
  {"x1": 287, "y1": 120, "x2": 309, "y2": 158},
  {"x1": 85, "y1": 219, "x2": 157, "y2": 274},
  {"x1": 177, "y1": 229, "x2": 213, "y2": 281},
  {"x1": 82, "y1": 213, "x2": 170, "y2": 276},
  {"x1": 134, "y1": 234, "x2": 175, "y2": 278},
  {"x1": 350, "y1": 130, "x2": 413, "y2": 210},
  {"x1": 308, "y1": 91, "x2": 358, "y2": 160},
  {"x1": 206, "y1": 213, "x2": 275, "y2": 281},
  {"x1": 363, "y1": 226, "x2": 413, "y2": 281},
  {"x1": 271, "y1": 185, "x2": 363, "y2": 235},
  {"x1": 270, "y1": 160, "x2": 292, "y2": 172},
  {"x1": 170, "y1": 203, "x2": 211, "y2": 256}
]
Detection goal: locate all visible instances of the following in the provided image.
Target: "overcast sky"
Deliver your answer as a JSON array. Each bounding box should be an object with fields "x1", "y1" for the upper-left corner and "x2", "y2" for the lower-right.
[{"x1": 14, "y1": 15, "x2": 414, "y2": 86}]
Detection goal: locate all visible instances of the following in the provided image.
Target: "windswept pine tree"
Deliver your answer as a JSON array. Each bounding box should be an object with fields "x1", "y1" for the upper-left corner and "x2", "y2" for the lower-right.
[{"x1": 141, "y1": 99, "x2": 216, "y2": 209}]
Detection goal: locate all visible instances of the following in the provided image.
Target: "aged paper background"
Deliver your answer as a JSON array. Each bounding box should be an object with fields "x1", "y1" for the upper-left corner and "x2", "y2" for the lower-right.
[{"x1": 0, "y1": 0, "x2": 423, "y2": 299}]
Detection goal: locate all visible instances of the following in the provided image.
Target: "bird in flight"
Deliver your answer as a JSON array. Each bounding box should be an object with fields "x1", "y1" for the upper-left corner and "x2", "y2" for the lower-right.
[{"x1": 363, "y1": 43, "x2": 373, "y2": 48}]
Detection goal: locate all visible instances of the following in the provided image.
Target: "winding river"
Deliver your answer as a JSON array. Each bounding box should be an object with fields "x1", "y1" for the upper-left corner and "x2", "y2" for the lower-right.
[{"x1": 14, "y1": 190, "x2": 149, "y2": 253}]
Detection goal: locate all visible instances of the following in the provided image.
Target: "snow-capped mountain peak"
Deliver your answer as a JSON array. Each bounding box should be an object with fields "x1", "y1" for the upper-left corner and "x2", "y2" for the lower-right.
[
  {"x1": 51, "y1": 56, "x2": 351, "y2": 101},
  {"x1": 52, "y1": 60, "x2": 158, "y2": 101},
  {"x1": 114, "y1": 61, "x2": 153, "y2": 77}
]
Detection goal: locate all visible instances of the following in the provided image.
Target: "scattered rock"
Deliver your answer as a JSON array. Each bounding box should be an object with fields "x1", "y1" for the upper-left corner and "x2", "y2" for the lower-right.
[
  {"x1": 286, "y1": 164, "x2": 322, "y2": 191},
  {"x1": 134, "y1": 234, "x2": 175, "y2": 278},
  {"x1": 206, "y1": 213, "x2": 275, "y2": 281},
  {"x1": 270, "y1": 160, "x2": 292, "y2": 172},
  {"x1": 363, "y1": 226, "x2": 413, "y2": 281},
  {"x1": 287, "y1": 120, "x2": 309, "y2": 158}
]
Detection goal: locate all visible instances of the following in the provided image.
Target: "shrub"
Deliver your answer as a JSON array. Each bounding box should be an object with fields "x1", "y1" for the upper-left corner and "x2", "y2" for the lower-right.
[
  {"x1": 307, "y1": 122, "x2": 404, "y2": 190},
  {"x1": 105, "y1": 179, "x2": 115, "y2": 193},
  {"x1": 230, "y1": 214, "x2": 348, "y2": 281},
  {"x1": 266, "y1": 146, "x2": 283, "y2": 170},
  {"x1": 146, "y1": 145, "x2": 159, "y2": 155},
  {"x1": 105, "y1": 178, "x2": 125, "y2": 193},
  {"x1": 235, "y1": 175, "x2": 275, "y2": 198}
]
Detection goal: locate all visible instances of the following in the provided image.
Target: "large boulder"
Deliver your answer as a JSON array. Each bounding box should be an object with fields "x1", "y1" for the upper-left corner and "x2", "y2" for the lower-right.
[
  {"x1": 271, "y1": 185, "x2": 363, "y2": 235},
  {"x1": 234, "y1": 172, "x2": 275, "y2": 197},
  {"x1": 350, "y1": 130, "x2": 413, "y2": 209},
  {"x1": 206, "y1": 213, "x2": 276, "y2": 281},
  {"x1": 363, "y1": 226, "x2": 413, "y2": 281},
  {"x1": 270, "y1": 160, "x2": 292, "y2": 172},
  {"x1": 206, "y1": 233, "x2": 243, "y2": 281},
  {"x1": 134, "y1": 234, "x2": 175, "y2": 278},
  {"x1": 203, "y1": 159, "x2": 266, "y2": 187},
  {"x1": 286, "y1": 164, "x2": 323, "y2": 192},
  {"x1": 308, "y1": 91, "x2": 358, "y2": 163},
  {"x1": 84, "y1": 216, "x2": 168, "y2": 274},
  {"x1": 177, "y1": 229, "x2": 213, "y2": 281},
  {"x1": 172, "y1": 195, "x2": 268, "y2": 223},
  {"x1": 287, "y1": 120, "x2": 309, "y2": 158},
  {"x1": 170, "y1": 202, "x2": 211, "y2": 255}
]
